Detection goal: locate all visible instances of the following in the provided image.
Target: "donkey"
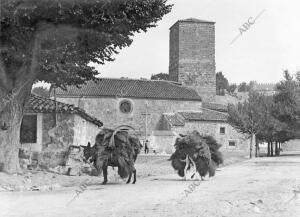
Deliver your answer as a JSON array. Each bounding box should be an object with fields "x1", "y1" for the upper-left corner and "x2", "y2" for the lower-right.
[{"x1": 82, "y1": 134, "x2": 142, "y2": 185}]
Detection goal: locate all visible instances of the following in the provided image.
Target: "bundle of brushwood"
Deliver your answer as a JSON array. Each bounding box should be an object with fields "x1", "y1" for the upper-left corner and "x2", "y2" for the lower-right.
[
  {"x1": 169, "y1": 130, "x2": 224, "y2": 180},
  {"x1": 82, "y1": 128, "x2": 142, "y2": 184}
]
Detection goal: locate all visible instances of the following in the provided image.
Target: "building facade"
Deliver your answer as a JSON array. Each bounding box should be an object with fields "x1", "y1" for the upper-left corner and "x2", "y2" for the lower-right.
[
  {"x1": 55, "y1": 78, "x2": 202, "y2": 139},
  {"x1": 20, "y1": 95, "x2": 102, "y2": 168},
  {"x1": 53, "y1": 18, "x2": 250, "y2": 153},
  {"x1": 153, "y1": 109, "x2": 249, "y2": 154}
]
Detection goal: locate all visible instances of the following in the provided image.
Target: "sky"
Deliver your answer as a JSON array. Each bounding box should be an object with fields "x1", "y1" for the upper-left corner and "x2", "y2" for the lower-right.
[{"x1": 92, "y1": 0, "x2": 300, "y2": 84}]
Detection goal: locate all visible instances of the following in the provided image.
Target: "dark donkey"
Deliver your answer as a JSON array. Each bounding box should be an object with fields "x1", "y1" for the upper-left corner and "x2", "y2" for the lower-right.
[{"x1": 82, "y1": 128, "x2": 142, "y2": 185}]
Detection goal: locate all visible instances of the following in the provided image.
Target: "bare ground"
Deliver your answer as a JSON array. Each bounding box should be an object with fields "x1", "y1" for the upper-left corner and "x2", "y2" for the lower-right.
[{"x1": 1, "y1": 152, "x2": 300, "y2": 217}]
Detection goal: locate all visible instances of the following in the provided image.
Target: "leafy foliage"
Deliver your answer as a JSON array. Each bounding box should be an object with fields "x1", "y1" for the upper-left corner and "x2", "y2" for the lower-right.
[
  {"x1": 228, "y1": 84, "x2": 237, "y2": 94},
  {"x1": 0, "y1": 0, "x2": 172, "y2": 91},
  {"x1": 31, "y1": 86, "x2": 50, "y2": 98},
  {"x1": 273, "y1": 71, "x2": 300, "y2": 139},
  {"x1": 228, "y1": 71, "x2": 300, "y2": 157},
  {"x1": 228, "y1": 91, "x2": 265, "y2": 136},
  {"x1": 0, "y1": 0, "x2": 171, "y2": 174},
  {"x1": 216, "y1": 72, "x2": 229, "y2": 95},
  {"x1": 150, "y1": 72, "x2": 169, "y2": 81},
  {"x1": 237, "y1": 82, "x2": 251, "y2": 92}
]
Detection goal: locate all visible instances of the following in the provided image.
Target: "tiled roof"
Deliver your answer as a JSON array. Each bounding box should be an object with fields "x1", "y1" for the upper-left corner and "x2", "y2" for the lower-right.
[
  {"x1": 202, "y1": 102, "x2": 228, "y2": 112},
  {"x1": 163, "y1": 113, "x2": 185, "y2": 127},
  {"x1": 162, "y1": 109, "x2": 228, "y2": 128},
  {"x1": 25, "y1": 95, "x2": 103, "y2": 127},
  {"x1": 54, "y1": 78, "x2": 202, "y2": 101},
  {"x1": 178, "y1": 109, "x2": 228, "y2": 122}
]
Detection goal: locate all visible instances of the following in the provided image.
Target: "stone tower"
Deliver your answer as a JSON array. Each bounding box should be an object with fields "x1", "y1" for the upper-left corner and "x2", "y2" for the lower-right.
[{"x1": 169, "y1": 18, "x2": 216, "y2": 100}]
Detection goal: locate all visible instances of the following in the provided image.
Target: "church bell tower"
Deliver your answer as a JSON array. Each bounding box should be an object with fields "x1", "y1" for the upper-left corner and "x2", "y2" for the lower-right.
[{"x1": 169, "y1": 18, "x2": 216, "y2": 101}]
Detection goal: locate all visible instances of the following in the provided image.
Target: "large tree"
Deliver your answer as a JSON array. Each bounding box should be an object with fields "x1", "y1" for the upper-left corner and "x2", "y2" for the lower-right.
[
  {"x1": 256, "y1": 95, "x2": 288, "y2": 156},
  {"x1": 150, "y1": 72, "x2": 169, "y2": 81},
  {"x1": 0, "y1": 0, "x2": 172, "y2": 173},
  {"x1": 228, "y1": 91, "x2": 266, "y2": 158},
  {"x1": 273, "y1": 71, "x2": 300, "y2": 140},
  {"x1": 216, "y1": 71, "x2": 229, "y2": 95},
  {"x1": 237, "y1": 82, "x2": 251, "y2": 92},
  {"x1": 273, "y1": 72, "x2": 300, "y2": 128}
]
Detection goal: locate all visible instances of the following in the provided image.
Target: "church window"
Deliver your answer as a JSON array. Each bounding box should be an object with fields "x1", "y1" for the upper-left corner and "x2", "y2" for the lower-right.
[
  {"x1": 229, "y1": 141, "x2": 236, "y2": 147},
  {"x1": 220, "y1": 127, "x2": 225, "y2": 134},
  {"x1": 119, "y1": 100, "x2": 132, "y2": 114}
]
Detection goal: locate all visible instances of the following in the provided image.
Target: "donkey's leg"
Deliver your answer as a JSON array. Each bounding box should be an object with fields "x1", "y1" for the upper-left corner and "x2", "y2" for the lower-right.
[
  {"x1": 132, "y1": 168, "x2": 137, "y2": 184},
  {"x1": 102, "y1": 165, "x2": 108, "y2": 185},
  {"x1": 126, "y1": 172, "x2": 132, "y2": 184}
]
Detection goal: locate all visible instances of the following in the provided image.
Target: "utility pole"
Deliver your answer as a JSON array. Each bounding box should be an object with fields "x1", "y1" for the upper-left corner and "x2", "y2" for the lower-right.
[{"x1": 141, "y1": 102, "x2": 149, "y2": 141}]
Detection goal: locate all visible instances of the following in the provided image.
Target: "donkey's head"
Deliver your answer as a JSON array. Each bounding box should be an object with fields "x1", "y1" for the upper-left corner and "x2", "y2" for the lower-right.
[{"x1": 81, "y1": 142, "x2": 96, "y2": 163}]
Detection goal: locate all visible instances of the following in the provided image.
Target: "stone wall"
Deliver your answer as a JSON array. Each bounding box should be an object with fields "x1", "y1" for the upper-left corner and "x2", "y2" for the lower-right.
[
  {"x1": 21, "y1": 113, "x2": 75, "y2": 169},
  {"x1": 151, "y1": 131, "x2": 177, "y2": 154},
  {"x1": 57, "y1": 97, "x2": 202, "y2": 138},
  {"x1": 42, "y1": 113, "x2": 75, "y2": 151},
  {"x1": 169, "y1": 21, "x2": 216, "y2": 100}
]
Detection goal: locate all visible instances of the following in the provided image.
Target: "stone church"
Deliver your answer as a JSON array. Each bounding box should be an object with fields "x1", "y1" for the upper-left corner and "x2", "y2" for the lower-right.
[{"x1": 54, "y1": 18, "x2": 250, "y2": 153}]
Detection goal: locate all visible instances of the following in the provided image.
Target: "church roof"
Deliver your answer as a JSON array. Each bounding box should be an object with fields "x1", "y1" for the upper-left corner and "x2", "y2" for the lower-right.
[
  {"x1": 202, "y1": 102, "x2": 228, "y2": 112},
  {"x1": 55, "y1": 78, "x2": 202, "y2": 101},
  {"x1": 163, "y1": 113, "x2": 185, "y2": 127},
  {"x1": 25, "y1": 94, "x2": 103, "y2": 127},
  {"x1": 163, "y1": 109, "x2": 228, "y2": 127},
  {"x1": 178, "y1": 109, "x2": 228, "y2": 122}
]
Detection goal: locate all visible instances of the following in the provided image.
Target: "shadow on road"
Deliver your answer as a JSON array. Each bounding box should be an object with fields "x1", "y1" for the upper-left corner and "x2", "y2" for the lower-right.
[
  {"x1": 279, "y1": 152, "x2": 300, "y2": 157},
  {"x1": 259, "y1": 151, "x2": 300, "y2": 158}
]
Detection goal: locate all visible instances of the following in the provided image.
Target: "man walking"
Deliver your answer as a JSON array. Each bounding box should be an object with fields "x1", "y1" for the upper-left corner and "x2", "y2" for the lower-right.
[{"x1": 144, "y1": 139, "x2": 149, "y2": 154}]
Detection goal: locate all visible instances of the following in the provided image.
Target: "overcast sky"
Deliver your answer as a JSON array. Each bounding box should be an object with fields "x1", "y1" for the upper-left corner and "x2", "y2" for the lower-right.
[{"x1": 93, "y1": 0, "x2": 300, "y2": 84}]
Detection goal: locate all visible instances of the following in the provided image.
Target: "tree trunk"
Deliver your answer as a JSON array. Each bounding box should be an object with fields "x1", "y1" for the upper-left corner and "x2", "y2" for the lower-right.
[
  {"x1": 267, "y1": 142, "x2": 270, "y2": 156},
  {"x1": 0, "y1": 84, "x2": 32, "y2": 174},
  {"x1": 275, "y1": 142, "x2": 280, "y2": 156},
  {"x1": 249, "y1": 133, "x2": 255, "y2": 158},
  {"x1": 270, "y1": 142, "x2": 274, "y2": 156},
  {"x1": 255, "y1": 137, "x2": 259, "y2": 157},
  {"x1": 279, "y1": 143, "x2": 281, "y2": 155}
]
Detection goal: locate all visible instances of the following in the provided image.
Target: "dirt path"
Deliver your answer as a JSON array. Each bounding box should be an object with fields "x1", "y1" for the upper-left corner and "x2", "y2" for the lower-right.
[{"x1": 1, "y1": 154, "x2": 300, "y2": 217}]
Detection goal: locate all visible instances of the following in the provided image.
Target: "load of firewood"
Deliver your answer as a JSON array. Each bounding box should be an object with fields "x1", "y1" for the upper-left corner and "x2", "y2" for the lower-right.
[
  {"x1": 82, "y1": 127, "x2": 142, "y2": 184},
  {"x1": 169, "y1": 130, "x2": 224, "y2": 180}
]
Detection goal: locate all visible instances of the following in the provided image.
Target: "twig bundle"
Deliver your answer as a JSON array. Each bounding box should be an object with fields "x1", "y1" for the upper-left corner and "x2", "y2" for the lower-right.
[{"x1": 170, "y1": 131, "x2": 224, "y2": 179}]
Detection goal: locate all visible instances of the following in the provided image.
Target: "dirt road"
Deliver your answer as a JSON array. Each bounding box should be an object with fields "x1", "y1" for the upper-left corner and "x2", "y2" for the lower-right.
[{"x1": 1, "y1": 153, "x2": 300, "y2": 217}]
